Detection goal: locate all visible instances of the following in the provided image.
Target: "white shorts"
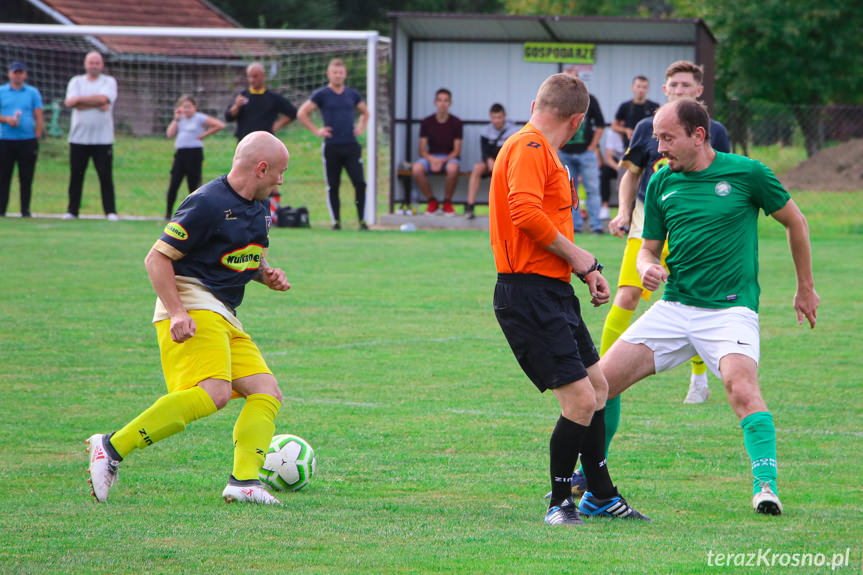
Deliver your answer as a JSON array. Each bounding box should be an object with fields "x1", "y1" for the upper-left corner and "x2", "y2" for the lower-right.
[{"x1": 620, "y1": 300, "x2": 760, "y2": 379}]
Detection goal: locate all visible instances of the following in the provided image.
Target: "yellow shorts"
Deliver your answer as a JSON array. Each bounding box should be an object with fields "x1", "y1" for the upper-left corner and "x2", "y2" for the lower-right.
[
  {"x1": 155, "y1": 309, "x2": 272, "y2": 398},
  {"x1": 617, "y1": 237, "x2": 670, "y2": 300}
]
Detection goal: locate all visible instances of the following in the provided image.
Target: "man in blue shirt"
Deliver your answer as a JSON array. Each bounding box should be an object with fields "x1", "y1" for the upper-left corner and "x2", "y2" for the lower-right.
[
  {"x1": 297, "y1": 58, "x2": 370, "y2": 230},
  {"x1": 0, "y1": 61, "x2": 43, "y2": 218}
]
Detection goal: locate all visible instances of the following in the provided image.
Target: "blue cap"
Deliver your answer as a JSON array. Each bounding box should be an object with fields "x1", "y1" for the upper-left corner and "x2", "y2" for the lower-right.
[{"x1": 9, "y1": 61, "x2": 26, "y2": 72}]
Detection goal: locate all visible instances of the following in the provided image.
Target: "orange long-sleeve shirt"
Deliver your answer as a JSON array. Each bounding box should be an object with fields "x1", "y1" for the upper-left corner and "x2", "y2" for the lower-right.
[{"x1": 489, "y1": 123, "x2": 577, "y2": 282}]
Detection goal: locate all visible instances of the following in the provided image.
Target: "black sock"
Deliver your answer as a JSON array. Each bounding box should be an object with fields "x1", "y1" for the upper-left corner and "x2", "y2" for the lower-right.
[
  {"x1": 104, "y1": 432, "x2": 123, "y2": 461},
  {"x1": 549, "y1": 415, "x2": 587, "y2": 507},
  {"x1": 580, "y1": 408, "x2": 617, "y2": 499},
  {"x1": 228, "y1": 474, "x2": 262, "y2": 486}
]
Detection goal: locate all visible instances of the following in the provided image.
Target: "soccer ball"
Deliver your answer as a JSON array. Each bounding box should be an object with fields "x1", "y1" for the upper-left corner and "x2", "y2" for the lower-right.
[{"x1": 259, "y1": 434, "x2": 317, "y2": 491}]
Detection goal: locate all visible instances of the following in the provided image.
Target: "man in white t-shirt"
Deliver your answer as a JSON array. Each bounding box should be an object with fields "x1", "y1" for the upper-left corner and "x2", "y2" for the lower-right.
[{"x1": 63, "y1": 52, "x2": 118, "y2": 220}]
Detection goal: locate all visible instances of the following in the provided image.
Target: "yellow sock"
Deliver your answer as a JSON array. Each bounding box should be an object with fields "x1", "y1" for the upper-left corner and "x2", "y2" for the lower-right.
[
  {"x1": 600, "y1": 304, "x2": 635, "y2": 355},
  {"x1": 691, "y1": 356, "x2": 707, "y2": 376},
  {"x1": 109, "y1": 386, "x2": 218, "y2": 458},
  {"x1": 232, "y1": 393, "x2": 281, "y2": 481}
]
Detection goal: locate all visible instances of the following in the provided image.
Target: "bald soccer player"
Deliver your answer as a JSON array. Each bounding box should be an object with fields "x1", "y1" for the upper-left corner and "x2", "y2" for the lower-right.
[{"x1": 86, "y1": 132, "x2": 292, "y2": 505}]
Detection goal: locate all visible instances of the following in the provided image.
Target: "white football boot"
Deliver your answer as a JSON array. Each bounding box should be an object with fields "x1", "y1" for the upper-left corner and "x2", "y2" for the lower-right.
[
  {"x1": 222, "y1": 482, "x2": 282, "y2": 505},
  {"x1": 86, "y1": 434, "x2": 120, "y2": 502}
]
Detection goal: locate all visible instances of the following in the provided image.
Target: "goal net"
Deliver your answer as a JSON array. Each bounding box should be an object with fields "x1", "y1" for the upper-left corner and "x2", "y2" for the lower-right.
[{"x1": 0, "y1": 24, "x2": 389, "y2": 223}]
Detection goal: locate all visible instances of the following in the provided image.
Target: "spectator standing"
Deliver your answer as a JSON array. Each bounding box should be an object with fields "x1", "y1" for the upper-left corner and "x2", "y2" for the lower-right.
[
  {"x1": 63, "y1": 51, "x2": 118, "y2": 220},
  {"x1": 557, "y1": 68, "x2": 605, "y2": 235},
  {"x1": 610, "y1": 76, "x2": 659, "y2": 148},
  {"x1": 599, "y1": 128, "x2": 625, "y2": 225},
  {"x1": 411, "y1": 88, "x2": 463, "y2": 216},
  {"x1": 164, "y1": 95, "x2": 225, "y2": 219},
  {"x1": 225, "y1": 62, "x2": 297, "y2": 141},
  {"x1": 464, "y1": 103, "x2": 518, "y2": 220},
  {"x1": 297, "y1": 58, "x2": 370, "y2": 230},
  {"x1": 0, "y1": 61, "x2": 43, "y2": 218}
]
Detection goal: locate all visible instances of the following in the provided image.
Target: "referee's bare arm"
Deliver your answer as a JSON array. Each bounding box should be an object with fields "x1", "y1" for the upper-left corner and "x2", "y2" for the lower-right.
[{"x1": 545, "y1": 233, "x2": 610, "y2": 306}]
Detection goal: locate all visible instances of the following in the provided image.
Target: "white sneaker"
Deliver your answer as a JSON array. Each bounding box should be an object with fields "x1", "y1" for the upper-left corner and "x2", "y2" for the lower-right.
[
  {"x1": 222, "y1": 482, "x2": 282, "y2": 505},
  {"x1": 752, "y1": 483, "x2": 783, "y2": 515},
  {"x1": 62, "y1": 212, "x2": 76, "y2": 220},
  {"x1": 86, "y1": 434, "x2": 120, "y2": 502},
  {"x1": 395, "y1": 207, "x2": 406, "y2": 215},
  {"x1": 683, "y1": 373, "x2": 709, "y2": 404},
  {"x1": 106, "y1": 213, "x2": 119, "y2": 221},
  {"x1": 599, "y1": 205, "x2": 610, "y2": 220}
]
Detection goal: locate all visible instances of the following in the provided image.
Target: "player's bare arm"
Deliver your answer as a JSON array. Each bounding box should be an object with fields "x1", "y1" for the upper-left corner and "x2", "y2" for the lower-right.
[
  {"x1": 770, "y1": 199, "x2": 819, "y2": 328},
  {"x1": 609, "y1": 166, "x2": 642, "y2": 237},
  {"x1": 635, "y1": 238, "x2": 667, "y2": 291},
  {"x1": 254, "y1": 257, "x2": 291, "y2": 292},
  {"x1": 144, "y1": 245, "x2": 195, "y2": 343}
]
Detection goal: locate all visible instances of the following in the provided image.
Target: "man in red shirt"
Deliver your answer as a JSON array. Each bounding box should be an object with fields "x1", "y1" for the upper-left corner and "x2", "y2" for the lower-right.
[
  {"x1": 490, "y1": 73, "x2": 649, "y2": 525},
  {"x1": 411, "y1": 88, "x2": 463, "y2": 216}
]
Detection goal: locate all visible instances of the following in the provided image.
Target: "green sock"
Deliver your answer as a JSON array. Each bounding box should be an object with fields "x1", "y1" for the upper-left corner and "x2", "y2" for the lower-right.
[
  {"x1": 604, "y1": 395, "x2": 621, "y2": 459},
  {"x1": 740, "y1": 411, "x2": 778, "y2": 495}
]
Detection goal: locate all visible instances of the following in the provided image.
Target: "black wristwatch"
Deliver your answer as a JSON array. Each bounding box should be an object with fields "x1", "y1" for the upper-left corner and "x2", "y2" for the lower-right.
[{"x1": 576, "y1": 257, "x2": 604, "y2": 283}]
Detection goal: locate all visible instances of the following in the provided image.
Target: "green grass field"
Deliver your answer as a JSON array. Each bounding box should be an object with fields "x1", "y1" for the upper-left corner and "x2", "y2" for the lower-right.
[{"x1": 0, "y1": 185, "x2": 860, "y2": 574}]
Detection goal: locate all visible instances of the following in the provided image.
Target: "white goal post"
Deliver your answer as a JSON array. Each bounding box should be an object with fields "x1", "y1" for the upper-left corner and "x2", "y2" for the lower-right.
[{"x1": 0, "y1": 23, "x2": 389, "y2": 224}]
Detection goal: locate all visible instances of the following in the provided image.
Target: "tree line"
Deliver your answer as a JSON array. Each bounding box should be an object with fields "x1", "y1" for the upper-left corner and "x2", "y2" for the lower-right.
[{"x1": 210, "y1": 0, "x2": 863, "y2": 155}]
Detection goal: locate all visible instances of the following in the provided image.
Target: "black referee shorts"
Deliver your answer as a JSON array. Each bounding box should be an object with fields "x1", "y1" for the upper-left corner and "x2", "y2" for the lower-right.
[{"x1": 493, "y1": 273, "x2": 600, "y2": 392}]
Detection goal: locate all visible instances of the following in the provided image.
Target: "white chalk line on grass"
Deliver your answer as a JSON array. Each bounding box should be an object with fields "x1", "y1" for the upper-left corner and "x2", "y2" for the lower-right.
[
  {"x1": 265, "y1": 335, "x2": 496, "y2": 355},
  {"x1": 279, "y1": 397, "x2": 863, "y2": 434}
]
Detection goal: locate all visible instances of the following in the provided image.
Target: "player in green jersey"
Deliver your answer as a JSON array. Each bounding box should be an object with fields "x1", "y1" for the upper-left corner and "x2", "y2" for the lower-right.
[{"x1": 600, "y1": 99, "x2": 819, "y2": 515}]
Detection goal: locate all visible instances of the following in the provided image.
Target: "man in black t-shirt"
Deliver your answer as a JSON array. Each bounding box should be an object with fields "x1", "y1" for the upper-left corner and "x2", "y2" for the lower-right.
[
  {"x1": 610, "y1": 75, "x2": 659, "y2": 148},
  {"x1": 225, "y1": 62, "x2": 298, "y2": 141}
]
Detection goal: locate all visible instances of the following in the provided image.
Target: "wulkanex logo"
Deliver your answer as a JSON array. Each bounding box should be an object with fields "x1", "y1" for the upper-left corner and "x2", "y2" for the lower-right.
[
  {"x1": 221, "y1": 244, "x2": 264, "y2": 272},
  {"x1": 164, "y1": 222, "x2": 188, "y2": 241},
  {"x1": 715, "y1": 181, "x2": 732, "y2": 196}
]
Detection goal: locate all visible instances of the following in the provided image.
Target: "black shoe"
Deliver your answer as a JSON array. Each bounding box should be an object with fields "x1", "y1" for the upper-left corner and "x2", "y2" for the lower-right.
[
  {"x1": 359, "y1": 221, "x2": 369, "y2": 231},
  {"x1": 332, "y1": 222, "x2": 341, "y2": 230},
  {"x1": 21, "y1": 212, "x2": 31, "y2": 218},
  {"x1": 592, "y1": 229, "x2": 604, "y2": 236},
  {"x1": 545, "y1": 498, "x2": 584, "y2": 526}
]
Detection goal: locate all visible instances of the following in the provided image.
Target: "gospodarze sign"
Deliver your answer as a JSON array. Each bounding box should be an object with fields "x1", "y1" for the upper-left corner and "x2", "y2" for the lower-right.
[{"x1": 523, "y1": 42, "x2": 596, "y2": 64}]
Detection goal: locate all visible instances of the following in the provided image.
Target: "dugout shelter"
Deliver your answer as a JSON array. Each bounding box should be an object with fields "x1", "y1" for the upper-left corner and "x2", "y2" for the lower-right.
[{"x1": 388, "y1": 12, "x2": 717, "y2": 214}]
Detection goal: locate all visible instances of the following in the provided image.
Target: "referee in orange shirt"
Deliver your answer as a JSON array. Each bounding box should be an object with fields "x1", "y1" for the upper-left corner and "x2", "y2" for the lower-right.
[{"x1": 490, "y1": 73, "x2": 649, "y2": 526}]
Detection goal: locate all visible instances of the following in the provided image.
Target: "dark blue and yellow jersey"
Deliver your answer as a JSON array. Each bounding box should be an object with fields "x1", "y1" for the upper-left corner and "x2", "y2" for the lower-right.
[
  {"x1": 154, "y1": 175, "x2": 270, "y2": 312},
  {"x1": 621, "y1": 116, "x2": 730, "y2": 203}
]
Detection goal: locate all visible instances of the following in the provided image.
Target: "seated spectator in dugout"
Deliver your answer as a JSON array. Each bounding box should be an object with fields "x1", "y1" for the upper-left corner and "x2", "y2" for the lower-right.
[
  {"x1": 465, "y1": 103, "x2": 519, "y2": 220},
  {"x1": 411, "y1": 88, "x2": 462, "y2": 216}
]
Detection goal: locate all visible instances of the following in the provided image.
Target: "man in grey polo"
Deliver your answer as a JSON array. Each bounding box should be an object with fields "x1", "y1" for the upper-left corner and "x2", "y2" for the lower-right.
[{"x1": 63, "y1": 51, "x2": 118, "y2": 220}]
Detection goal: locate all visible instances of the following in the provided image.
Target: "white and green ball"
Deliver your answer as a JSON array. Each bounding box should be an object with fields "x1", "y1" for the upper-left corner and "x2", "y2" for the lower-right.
[{"x1": 259, "y1": 434, "x2": 316, "y2": 491}]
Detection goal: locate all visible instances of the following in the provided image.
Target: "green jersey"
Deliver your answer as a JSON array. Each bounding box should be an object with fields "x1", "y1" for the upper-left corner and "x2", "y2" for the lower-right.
[{"x1": 643, "y1": 152, "x2": 790, "y2": 312}]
